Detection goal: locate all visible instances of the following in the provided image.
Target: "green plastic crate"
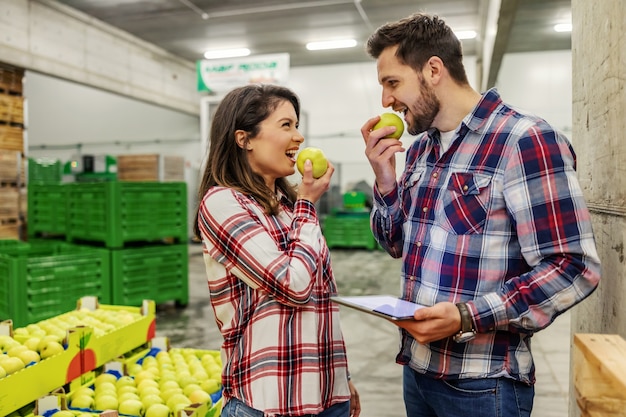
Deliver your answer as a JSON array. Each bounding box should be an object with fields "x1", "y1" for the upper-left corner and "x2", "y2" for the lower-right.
[
  {"x1": 0, "y1": 240, "x2": 111, "y2": 327},
  {"x1": 343, "y1": 191, "x2": 368, "y2": 209},
  {"x1": 27, "y1": 184, "x2": 68, "y2": 237},
  {"x1": 322, "y1": 212, "x2": 377, "y2": 250},
  {"x1": 110, "y1": 243, "x2": 189, "y2": 307},
  {"x1": 28, "y1": 157, "x2": 62, "y2": 184},
  {"x1": 65, "y1": 181, "x2": 188, "y2": 248}
]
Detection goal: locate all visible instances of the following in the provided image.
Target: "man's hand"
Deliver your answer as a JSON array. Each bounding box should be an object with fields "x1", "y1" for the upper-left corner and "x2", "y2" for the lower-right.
[
  {"x1": 394, "y1": 302, "x2": 462, "y2": 344},
  {"x1": 360, "y1": 116, "x2": 405, "y2": 196}
]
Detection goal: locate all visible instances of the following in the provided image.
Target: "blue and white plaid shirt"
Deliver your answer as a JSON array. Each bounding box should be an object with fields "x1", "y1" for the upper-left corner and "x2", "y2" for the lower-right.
[{"x1": 371, "y1": 88, "x2": 601, "y2": 384}]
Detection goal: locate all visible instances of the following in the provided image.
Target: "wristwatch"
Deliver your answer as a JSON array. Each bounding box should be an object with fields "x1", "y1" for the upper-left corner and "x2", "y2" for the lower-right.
[{"x1": 453, "y1": 302, "x2": 476, "y2": 343}]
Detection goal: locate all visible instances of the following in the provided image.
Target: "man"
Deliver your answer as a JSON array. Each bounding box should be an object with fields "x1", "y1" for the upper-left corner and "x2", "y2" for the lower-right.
[{"x1": 360, "y1": 12, "x2": 600, "y2": 417}]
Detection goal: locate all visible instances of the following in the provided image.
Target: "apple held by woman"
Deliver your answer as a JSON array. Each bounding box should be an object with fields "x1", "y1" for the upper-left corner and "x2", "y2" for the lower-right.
[{"x1": 296, "y1": 147, "x2": 328, "y2": 178}]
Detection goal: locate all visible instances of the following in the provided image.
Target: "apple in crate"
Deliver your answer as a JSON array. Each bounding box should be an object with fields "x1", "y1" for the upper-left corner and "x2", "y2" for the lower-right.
[
  {"x1": 119, "y1": 399, "x2": 144, "y2": 416},
  {"x1": 146, "y1": 403, "x2": 170, "y2": 417}
]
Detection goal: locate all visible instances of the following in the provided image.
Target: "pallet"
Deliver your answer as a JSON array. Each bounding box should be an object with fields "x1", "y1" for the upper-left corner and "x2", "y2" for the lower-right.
[
  {"x1": 0, "y1": 66, "x2": 24, "y2": 96},
  {"x1": 0, "y1": 123, "x2": 24, "y2": 151},
  {"x1": 573, "y1": 333, "x2": 626, "y2": 416},
  {"x1": 0, "y1": 94, "x2": 24, "y2": 125}
]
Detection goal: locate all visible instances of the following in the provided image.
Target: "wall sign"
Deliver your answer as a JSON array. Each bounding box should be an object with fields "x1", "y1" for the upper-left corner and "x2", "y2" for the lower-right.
[{"x1": 196, "y1": 53, "x2": 290, "y2": 93}]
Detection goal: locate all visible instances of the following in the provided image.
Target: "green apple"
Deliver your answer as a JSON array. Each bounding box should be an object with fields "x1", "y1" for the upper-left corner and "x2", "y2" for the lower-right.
[
  {"x1": 141, "y1": 393, "x2": 164, "y2": 410},
  {"x1": 188, "y1": 389, "x2": 212, "y2": 405},
  {"x1": 50, "y1": 411, "x2": 74, "y2": 417},
  {"x1": 71, "y1": 394, "x2": 95, "y2": 409},
  {"x1": 0, "y1": 356, "x2": 25, "y2": 375},
  {"x1": 0, "y1": 364, "x2": 6, "y2": 378},
  {"x1": 7, "y1": 345, "x2": 28, "y2": 357},
  {"x1": 145, "y1": 403, "x2": 170, "y2": 417},
  {"x1": 94, "y1": 393, "x2": 118, "y2": 410},
  {"x1": 200, "y1": 379, "x2": 221, "y2": 394},
  {"x1": 116, "y1": 375, "x2": 136, "y2": 389},
  {"x1": 22, "y1": 337, "x2": 42, "y2": 351},
  {"x1": 16, "y1": 348, "x2": 41, "y2": 365},
  {"x1": 166, "y1": 393, "x2": 191, "y2": 411},
  {"x1": 40, "y1": 341, "x2": 65, "y2": 359},
  {"x1": 296, "y1": 147, "x2": 328, "y2": 178},
  {"x1": 118, "y1": 398, "x2": 144, "y2": 416},
  {"x1": 94, "y1": 372, "x2": 118, "y2": 386},
  {"x1": 373, "y1": 112, "x2": 405, "y2": 139},
  {"x1": 0, "y1": 335, "x2": 20, "y2": 352},
  {"x1": 183, "y1": 383, "x2": 203, "y2": 397}
]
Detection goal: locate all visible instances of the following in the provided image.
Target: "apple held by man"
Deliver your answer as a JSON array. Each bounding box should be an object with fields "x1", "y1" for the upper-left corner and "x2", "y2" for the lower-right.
[{"x1": 373, "y1": 112, "x2": 405, "y2": 139}]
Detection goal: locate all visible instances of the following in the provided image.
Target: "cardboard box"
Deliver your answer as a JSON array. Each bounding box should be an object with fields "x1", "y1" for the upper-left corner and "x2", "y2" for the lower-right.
[
  {"x1": 76, "y1": 296, "x2": 157, "y2": 370},
  {"x1": 117, "y1": 154, "x2": 185, "y2": 181},
  {"x1": 0, "y1": 322, "x2": 87, "y2": 416}
]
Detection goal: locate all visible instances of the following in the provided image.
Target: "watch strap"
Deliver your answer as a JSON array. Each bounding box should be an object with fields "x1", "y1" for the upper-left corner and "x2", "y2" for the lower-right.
[{"x1": 456, "y1": 302, "x2": 475, "y2": 333}]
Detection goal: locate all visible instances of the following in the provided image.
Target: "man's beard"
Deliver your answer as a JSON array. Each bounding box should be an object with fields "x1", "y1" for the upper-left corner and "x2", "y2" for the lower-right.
[{"x1": 407, "y1": 78, "x2": 440, "y2": 135}]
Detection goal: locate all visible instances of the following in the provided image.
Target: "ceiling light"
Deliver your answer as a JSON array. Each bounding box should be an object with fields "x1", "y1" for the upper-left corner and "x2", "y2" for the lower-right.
[
  {"x1": 306, "y1": 39, "x2": 357, "y2": 51},
  {"x1": 454, "y1": 30, "x2": 477, "y2": 40},
  {"x1": 203, "y1": 48, "x2": 251, "y2": 59},
  {"x1": 553, "y1": 23, "x2": 572, "y2": 33}
]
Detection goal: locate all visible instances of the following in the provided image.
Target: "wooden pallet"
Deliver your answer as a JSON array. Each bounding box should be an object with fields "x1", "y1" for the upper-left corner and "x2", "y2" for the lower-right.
[
  {"x1": 0, "y1": 67, "x2": 24, "y2": 95},
  {"x1": 573, "y1": 333, "x2": 626, "y2": 417},
  {"x1": 0, "y1": 94, "x2": 24, "y2": 125},
  {"x1": 0, "y1": 124, "x2": 24, "y2": 151}
]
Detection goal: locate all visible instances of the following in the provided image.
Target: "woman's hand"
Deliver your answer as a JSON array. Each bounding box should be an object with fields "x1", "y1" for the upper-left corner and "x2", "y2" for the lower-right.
[
  {"x1": 348, "y1": 380, "x2": 361, "y2": 417},
  {"x1": 296, "y1": 159, "x2": 335, "y2": 204}
]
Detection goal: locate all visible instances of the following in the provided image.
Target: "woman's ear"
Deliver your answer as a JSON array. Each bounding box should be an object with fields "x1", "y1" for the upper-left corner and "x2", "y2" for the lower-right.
[{"x1": 235, "y1": 130, "x2": 250, "y2": 150}]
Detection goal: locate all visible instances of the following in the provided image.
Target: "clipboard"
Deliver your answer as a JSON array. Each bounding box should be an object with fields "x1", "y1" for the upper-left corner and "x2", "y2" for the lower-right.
[{"x1": 331, "y1": 294, "x2": 424, "y2": 321}]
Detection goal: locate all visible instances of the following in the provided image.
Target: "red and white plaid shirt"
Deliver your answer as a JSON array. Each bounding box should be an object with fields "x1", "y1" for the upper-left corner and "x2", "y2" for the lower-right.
[{"x1": 198, "y1": 186, "x2": 351, "y2": 415}]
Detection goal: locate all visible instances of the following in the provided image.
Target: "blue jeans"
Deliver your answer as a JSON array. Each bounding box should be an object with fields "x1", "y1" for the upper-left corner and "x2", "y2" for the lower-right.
[
  {"x1": 221, "y1": 397, "x2": 350, "y2": 417},
  {"x1": 403, "y1": 365, "x2": 534, "y2": 417}
]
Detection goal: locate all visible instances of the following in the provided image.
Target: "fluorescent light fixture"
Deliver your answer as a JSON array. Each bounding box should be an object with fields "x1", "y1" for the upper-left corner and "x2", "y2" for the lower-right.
[
  {"x1": 554, "y1": 23, "x2": 572, "y2": 33},
  {"x1": 203, "y1": 47, "x2": 251, "y2": 59},
  {"x1": 454, "y1": 30, "x2": 477, "y2": 40},
  {"x1": 306, "y1": 39, "x2": 357, "y2": 51}
]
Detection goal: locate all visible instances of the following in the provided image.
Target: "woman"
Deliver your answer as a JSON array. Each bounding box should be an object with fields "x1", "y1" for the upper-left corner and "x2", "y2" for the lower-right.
[{"x1": 194, "y1": 84, "x2": 360, "y2": 417}]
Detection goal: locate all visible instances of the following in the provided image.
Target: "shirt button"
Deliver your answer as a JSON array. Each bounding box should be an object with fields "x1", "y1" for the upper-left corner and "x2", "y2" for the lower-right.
[
  {"x1": 422, "y1": 207, "x2": 428, "y2": 213},
  {"x1": 462, "y1": 185, "x2": 469, "y2": 191},
  {"x1": 432, "y1": 172, "x2": 438, "y2": 178},
  {"x1": 416, "y1": 241, "x2": 422, "y2": 247}
]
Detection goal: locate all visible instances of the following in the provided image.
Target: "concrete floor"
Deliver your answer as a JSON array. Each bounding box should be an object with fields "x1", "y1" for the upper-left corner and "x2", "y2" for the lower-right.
[{"x1": 155, "y1": 244, "x2": 571, "y2": 417}]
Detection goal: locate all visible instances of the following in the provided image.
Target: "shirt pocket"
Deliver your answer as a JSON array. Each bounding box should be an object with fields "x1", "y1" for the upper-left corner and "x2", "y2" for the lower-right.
[
  {"x1": 440, "y1": 172, "x2": 491, "y2": 234},
  {"x1": 401, "y1": 170, "x2": 425, "y2": 218}
]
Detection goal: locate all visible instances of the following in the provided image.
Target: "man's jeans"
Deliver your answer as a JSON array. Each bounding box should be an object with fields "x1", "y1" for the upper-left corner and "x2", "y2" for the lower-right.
[
  {"x1": 403, "y1": 365, "x2": 534, "y2": 417},
  {"x1": 221, "y1": 397, "x2": 350, "y2": 417}
]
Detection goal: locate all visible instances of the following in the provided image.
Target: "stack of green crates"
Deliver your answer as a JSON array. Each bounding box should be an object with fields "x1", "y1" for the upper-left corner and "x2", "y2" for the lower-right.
[
  {"x1": 0, "y1": 239, "x2": 111, "y2": 327},
  {"x1": 24, "y1": 181, "x2": 190, "y2": 309},
  {"x1": 322, "y1": 191, "x2": 377, "y2": 250}
]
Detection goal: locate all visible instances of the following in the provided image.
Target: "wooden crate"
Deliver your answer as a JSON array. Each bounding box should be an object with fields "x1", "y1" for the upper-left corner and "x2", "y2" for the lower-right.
[
  {"x1": 0, "y1": 67, "x2": 23, "y2": 95},
  {"x1": 0, "y1": 219, "x2": 20, "y2": 239},
  {"x1": 117, "y1": 154, "x2": 185, "y2": 181},
  {"x1": 0, "y1": 125, "x2": 23, "y2": 151},
  {"x1": 0, "y1": 94, "x2": 24, "y2": 125},
  {"x1": 117, "y1": 154, "x2": 159, "y2": 181},
  {"x1": 0, "y1": 150, "x2": 20, "y2": 183},
  {"x1": 0, "y1": 187, "x2": 19, "y2": 218},
  {"x1": 573, "y1": 333, "x2": 626, "y2": 417}
]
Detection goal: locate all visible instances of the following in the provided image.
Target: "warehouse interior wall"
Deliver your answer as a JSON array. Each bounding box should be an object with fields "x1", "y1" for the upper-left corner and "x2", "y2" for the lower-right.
[
  {"x1": 24, "y1": 50, "x2": 573, "y2": 196},
  {"x1": 568, "y1": 0, "x2": 626, "y2": 415}
]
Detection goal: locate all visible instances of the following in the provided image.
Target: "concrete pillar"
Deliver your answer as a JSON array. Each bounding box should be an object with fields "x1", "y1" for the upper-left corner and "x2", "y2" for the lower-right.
[{"x1": 570, "y1": 0, "x2": 626, "y2": 415}]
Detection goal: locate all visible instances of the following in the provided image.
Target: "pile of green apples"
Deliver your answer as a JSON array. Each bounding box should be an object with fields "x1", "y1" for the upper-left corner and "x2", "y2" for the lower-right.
[
  {"x1": 0, "y1": 333, "x2": 65, "y2": 378},
  {"x1": 67, "y1": 347, "x2": 222, "y2": 416},
  {"x1": 0, "y1": 308, "x2": 143, "y2": 379},
  {"x1": 14, "y1": 308, "x2": 143, "y2": 340}
]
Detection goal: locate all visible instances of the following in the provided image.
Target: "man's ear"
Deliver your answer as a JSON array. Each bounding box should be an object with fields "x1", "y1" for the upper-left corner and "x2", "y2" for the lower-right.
[
  {"x1": 235, "y1": 130, "x2": 250, "y2": 150},
  {"x1": 424, "y1": 56, "x2": 444, "y2": 85}
]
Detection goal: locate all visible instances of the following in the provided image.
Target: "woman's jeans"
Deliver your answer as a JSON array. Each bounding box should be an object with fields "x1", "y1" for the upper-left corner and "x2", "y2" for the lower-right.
[
  {"x1": 221, "y1": 397, "x2": 350, "y2": 417},
  {"x1": 403, "y1": 365, "x2": 534, "y2": 417}
]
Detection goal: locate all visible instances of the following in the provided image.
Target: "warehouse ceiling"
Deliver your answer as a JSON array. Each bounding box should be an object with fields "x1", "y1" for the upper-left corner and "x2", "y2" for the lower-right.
[{"x1": 54, "y1": 0, "x2": 572, "y2": 82}]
